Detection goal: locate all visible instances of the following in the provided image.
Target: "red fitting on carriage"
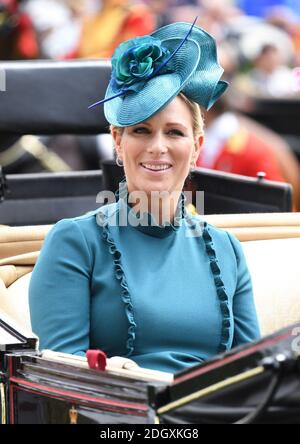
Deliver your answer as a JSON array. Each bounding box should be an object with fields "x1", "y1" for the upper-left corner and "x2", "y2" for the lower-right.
[{"x1": 86, "y1": 349, "x2": 107, "y2": 371}]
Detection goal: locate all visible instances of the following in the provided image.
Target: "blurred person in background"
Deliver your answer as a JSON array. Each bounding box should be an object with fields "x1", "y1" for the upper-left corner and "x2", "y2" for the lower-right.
[
  {"x1": 266, "y1": 6, "x2": 300, "y2": 66},
  {"x1": 142, "y1": 0, "x2": 172, "y2": 28},
  {"x1": 77, "y1": 0, "x2": 156, "y2": 59},
  {"x1": 196, "y1": 0, "x2": 242, "y2": 43},
  {"x1": 170, "y1": 0, "x2": 242, "y2": 42},
  {"x1": 196, "y1": 95, "x2": 300, "y2": 208},
  {"x1": 0, "y1": 0, "x2": 38, "y2": 59},
  {"x1": 197, "y1": 97, "x2": 285, "y2": 181},
  {"x1": 24, "y1": 0, "x2": 84, "y2": 59},
  {"x1": 248, "y1": 44, "x2": 295, "y2": 97}
]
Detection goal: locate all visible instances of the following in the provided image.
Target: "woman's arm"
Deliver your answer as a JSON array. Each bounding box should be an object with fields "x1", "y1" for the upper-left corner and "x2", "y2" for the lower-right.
[
  {"x1": 29, "y1": 219, "x2": 92, "y2": 356},
  {"x1": 227, "y1": 232, "x2": 261, "y2": 347}
]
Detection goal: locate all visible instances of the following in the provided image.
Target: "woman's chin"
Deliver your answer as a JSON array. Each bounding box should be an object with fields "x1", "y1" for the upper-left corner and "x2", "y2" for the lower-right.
[
  {"x1": 128, "y1": 178, "x2": 183, "y2": 197},
  {"x1": 138, "y1": 183, "x2": 171, "y2": 196}
]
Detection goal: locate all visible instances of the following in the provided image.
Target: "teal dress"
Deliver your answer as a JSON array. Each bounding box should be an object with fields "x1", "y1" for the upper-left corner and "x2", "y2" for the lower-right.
[{"x1": 29, "y1": 196, "x2": 260, "y2": 374}]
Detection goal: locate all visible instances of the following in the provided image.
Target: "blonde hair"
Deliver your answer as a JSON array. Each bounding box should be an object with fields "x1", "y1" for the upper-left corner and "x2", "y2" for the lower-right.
[
  {"x1": 110, "y1": 93, "x2": 204, "y2": 138},
  {"x1": 178, "y1": 93, "x2": 204, "y2": 138}
]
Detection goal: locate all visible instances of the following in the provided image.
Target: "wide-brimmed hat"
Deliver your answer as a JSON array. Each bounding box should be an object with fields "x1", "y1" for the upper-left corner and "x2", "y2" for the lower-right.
[{"x1": 89, "y1": 20, "x2": 228, "y2": 126}]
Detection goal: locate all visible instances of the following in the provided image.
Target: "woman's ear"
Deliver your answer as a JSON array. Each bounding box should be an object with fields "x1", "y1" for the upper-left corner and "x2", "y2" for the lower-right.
[
  {"x1": 193, "y1": 134, "x2": 204, "y2": 165},
  {"x1": 111, "y1": 126, "x2": 123, "y2": 158}
]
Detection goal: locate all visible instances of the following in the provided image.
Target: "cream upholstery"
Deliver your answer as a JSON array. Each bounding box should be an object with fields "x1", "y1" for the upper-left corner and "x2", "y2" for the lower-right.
[
  {"x1": 0, "y1": 224, "x2": 51, "y2": 260},
  {"x1": 5, "y1": 273, "x2": 33, "y2": 330},
  {"x1": 243, "y1": 238, "x2": 300, "y2": 336},
  {"x1": 0, "y1": 214, "x2": 300, "y2": 340}
]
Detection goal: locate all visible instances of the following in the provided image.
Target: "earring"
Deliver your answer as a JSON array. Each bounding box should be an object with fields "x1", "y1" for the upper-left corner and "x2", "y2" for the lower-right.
[{"x1": 116, "y1": 156, "x2": 123, "y2": 167}]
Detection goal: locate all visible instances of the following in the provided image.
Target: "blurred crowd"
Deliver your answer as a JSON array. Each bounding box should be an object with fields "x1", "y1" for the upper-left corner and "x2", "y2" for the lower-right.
[
  {"x1": 2, "y1": 0, "x2": 300, "y2": 97},
  {"x1": 2, "y1": 0, "x2": 300, "y2": 208}
]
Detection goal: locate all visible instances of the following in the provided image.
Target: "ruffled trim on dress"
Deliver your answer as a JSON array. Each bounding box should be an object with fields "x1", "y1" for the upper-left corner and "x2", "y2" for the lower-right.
[
  {"x1": 202, "y1": 222, "x2": 231, "y2": 352},
  {"x1": 99, "y1": 209, "x2": 136, "y2": 358}
]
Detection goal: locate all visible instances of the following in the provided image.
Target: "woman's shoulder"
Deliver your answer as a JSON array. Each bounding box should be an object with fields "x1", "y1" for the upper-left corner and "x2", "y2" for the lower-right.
[
  {"x1": 47, "y1": 203, "x2": 119, "y2": 241},
  {"x1": 187, "y1": 212, "x2": 243, "y2": 259},
  {"x1": 186, "y1": 212, "x2": 230, "y2": 240}
]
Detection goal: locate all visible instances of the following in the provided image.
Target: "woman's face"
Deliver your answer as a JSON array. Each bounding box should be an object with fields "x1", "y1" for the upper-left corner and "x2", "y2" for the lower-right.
[{"x1": 112, "y1": 96, "x2": 203, "y2": 197}]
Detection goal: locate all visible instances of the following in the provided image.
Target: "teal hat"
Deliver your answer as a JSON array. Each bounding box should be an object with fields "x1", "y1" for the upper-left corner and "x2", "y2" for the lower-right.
[{"x1": 89, "y1": 20, "x2": 228, "y2": 127}]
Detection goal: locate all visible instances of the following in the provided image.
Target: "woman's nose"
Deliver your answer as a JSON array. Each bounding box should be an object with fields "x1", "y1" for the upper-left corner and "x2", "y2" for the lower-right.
[{"x1": 146, "y1": 133, "x2": 168, "y2": 154}]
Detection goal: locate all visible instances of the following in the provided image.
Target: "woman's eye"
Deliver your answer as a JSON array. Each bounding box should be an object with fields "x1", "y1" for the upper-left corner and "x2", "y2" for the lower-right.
[
  {"x1": 132, "y1": 127, "x2": 184, "y2": 136},
  {"x1": 133, "y1": 127, "x2": 149, "y2": 134},
  {"x1": 168, "y1": 129, "x2": 184, "y2": 136}
]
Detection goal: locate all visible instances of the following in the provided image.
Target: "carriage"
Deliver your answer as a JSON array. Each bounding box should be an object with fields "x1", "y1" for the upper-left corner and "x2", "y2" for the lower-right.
[{"x1": 1, "y1": 310, "x2": 300, "y2": 424}]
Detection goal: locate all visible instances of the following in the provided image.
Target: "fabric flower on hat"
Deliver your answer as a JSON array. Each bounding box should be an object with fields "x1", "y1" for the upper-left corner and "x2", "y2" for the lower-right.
[{"x1": 111, "y1": 36, "x2": 172, "y2": 94}]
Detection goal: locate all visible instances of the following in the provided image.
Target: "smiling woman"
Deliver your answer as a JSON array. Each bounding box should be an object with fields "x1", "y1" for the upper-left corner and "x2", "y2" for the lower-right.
[
  {"x1": 29, "y1": 21, "x2": 260, "y2": 375},
  {"x1": 111, "y1": 94, "x2": 204, "y2": 223}
]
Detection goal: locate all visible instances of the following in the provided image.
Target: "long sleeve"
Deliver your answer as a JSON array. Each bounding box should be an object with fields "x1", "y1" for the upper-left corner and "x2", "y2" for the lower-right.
[
  {"x1": 29, "y1": 219, "x2": 92, "y2": 356},
  {"x1": 227, "y1": 232, "x2": 261, "y2": 347}
]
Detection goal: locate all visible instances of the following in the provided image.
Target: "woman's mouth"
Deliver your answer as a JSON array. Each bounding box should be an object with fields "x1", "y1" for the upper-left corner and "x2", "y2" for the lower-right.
[{"x1": 140, "y1": 163, "x2": 172, "y2": 172}]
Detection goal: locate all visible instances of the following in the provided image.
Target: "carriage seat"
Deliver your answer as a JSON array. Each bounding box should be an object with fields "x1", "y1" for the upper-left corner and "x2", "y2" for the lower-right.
[{"x1": 1, "y1": 213, "x2": 300, "y2": 339}]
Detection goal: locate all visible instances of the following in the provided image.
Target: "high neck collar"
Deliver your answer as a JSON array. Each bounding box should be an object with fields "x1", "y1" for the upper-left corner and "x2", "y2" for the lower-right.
[{"x1": 115, "y1": 182, "x2": 186, "y2": 239}]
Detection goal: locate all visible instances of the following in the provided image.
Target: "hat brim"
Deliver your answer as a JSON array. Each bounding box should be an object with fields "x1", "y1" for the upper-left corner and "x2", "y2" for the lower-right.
[
  {"x1": 104, "y1": 37, "x2": 201, "y2": 126},
  {"x1": 153, "y1": 22, "x2": 228, "y2": 110}
]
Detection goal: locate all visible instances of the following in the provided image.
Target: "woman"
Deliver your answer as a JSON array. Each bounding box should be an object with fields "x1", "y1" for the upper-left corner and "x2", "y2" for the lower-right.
[{"x1": 29, "y1": 21, "x2": 260, "y2": 374}]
